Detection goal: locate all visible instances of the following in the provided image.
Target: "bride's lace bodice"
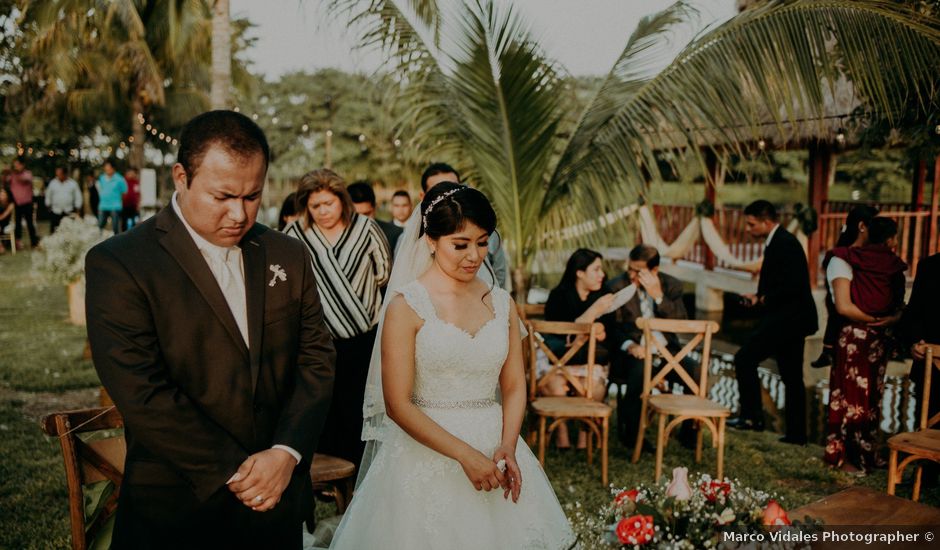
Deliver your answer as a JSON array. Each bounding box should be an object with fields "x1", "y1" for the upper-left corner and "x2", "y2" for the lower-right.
[{"x1": 398, "y1": 281, "x2": 510, "y2": 402}]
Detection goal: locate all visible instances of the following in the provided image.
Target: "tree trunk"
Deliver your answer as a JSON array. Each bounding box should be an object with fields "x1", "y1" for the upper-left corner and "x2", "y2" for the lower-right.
[
  {"x1": 210, "y1": 0, "x2": 232, "y2": 110},
  {"x1": 130, "y1": 98, "x2": 145, "y2": 169}
]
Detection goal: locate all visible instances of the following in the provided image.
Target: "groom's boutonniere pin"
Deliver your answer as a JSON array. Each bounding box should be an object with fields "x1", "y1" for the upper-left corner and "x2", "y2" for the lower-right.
[{"x1": 268, "y1": 264, "x2": 287, "y2": 287}]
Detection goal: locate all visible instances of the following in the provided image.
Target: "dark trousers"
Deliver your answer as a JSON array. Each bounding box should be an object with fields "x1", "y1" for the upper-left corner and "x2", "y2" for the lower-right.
[
  {"x1": 734, "y1": 328, "x2": 807, "y2": 440},
  {"x1": 98, "y1": 209, "x2": 122, "y2": 233},
  {"x1": 49, "y1": 211, "x2": 73, "y2": 234},
  {"x1": 611, "y1": 346, "x2": 698, "y2": 443},
  {"x1": 112, "y1": 480, "x2": 304, "y2": 550},
  {"x1": 122, "y1": 206, "x2": 139, "y2": 230},
  {"x1": 317, "y1": 327, "x2": 377, "y2": 467},
  {"x1": 13, "y1": 202, "x2": 39, "y2": 246}
]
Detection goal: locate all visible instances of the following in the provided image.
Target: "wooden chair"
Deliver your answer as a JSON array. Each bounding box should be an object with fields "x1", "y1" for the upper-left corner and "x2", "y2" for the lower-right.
[
  {"x1": 517, "y1": 303, "x2": 545, "y2": 322},
  {"x1": 306, "y1": 453, "x2": 356, "y2": 532},
  {"x1": 526, "y1": 320, "x2": 612, "y2": 484},
  {"x1": 887, "y1": 343, "x2": 940, "y2": 502},
  {"x1": 0, "y1": 205, "x2": 16, "y2": 255},
  {"x1": 40, "y1": 407, "x2": 125, "y2": 550},
  {"x1": 630, "y1": 318, "x2": 727, "y2": 481}
]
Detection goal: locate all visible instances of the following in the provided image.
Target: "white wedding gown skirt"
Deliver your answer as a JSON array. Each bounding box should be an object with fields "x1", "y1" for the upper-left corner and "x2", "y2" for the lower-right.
[{"x1": 329, "y1": 282, "x2": 576, "y2": 550}]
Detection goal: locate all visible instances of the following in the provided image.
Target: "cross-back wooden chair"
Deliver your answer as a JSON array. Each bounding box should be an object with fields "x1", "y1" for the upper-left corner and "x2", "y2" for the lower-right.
[
  {"x1": 517, "y1": 303, "x2": 545, "y2": 322},
  {"x1": 0, "y1": 205, "x2": 16, "y2": 255},
  {"x1": 888, "y1": 343, "x2": 940, "y2": 502},
  {"x1": 40, "y1": 407, "x2": 125, "y2": 550},
  {"x1": 526, "y1": 320, "x2": 612, "y2": 484},
  {"x1": 631, "y1": 318, "x2": 727, "y2": 481}
]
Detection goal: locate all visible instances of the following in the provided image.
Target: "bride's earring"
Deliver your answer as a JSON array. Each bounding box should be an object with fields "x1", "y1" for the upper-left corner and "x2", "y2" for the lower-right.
[{"x1": 430, "y1": 248, "x2": 436, "y2": 257}]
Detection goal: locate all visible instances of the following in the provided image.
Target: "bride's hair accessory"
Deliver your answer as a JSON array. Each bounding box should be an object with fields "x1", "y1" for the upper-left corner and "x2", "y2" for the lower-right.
[{"x1": 422, "y1": 187, "x2": 464, "y2": 231}]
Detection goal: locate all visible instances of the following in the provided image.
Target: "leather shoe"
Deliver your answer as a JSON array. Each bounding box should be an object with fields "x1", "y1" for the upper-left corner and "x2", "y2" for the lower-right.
[
  {"x1": 727, "y1": 416, "x2": 764, "y2": 431},
  {"x1": 778, "y1": 435, "x2": 807, "y2": 446}
]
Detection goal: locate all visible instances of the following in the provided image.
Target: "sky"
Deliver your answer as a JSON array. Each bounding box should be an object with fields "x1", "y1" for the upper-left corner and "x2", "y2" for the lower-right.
[{"x1": 230, "y1": 0, "x2": 739, "y2": 78}]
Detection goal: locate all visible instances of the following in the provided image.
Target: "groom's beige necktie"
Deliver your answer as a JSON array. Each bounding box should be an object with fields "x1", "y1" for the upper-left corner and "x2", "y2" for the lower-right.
[{"x1": 203, "y1": 246, "x2": 249, "y2": 347}]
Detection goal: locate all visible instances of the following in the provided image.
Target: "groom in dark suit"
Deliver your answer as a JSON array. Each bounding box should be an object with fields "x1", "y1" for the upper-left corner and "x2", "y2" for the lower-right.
[
  {"x1": 730, "y1": 200, "x2": 817, "y2": 444},
  {"x1": 86, "y1": 110, "x2": 336, "y2": 549}
]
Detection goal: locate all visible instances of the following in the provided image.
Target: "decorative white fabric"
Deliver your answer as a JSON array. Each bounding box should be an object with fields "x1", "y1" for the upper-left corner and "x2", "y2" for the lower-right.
[{"x1": 329, "y1": 281, "x2": 576, "y2": 549}]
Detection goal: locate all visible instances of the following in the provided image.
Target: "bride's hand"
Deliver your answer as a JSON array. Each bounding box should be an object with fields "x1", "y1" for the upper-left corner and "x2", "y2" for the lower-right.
[
  {"x1": 493, "y1": 446, "x2": 522, "y2": 503},
  {"x1": 459, "y1": 449, "x2": 505, "y2": 492}
]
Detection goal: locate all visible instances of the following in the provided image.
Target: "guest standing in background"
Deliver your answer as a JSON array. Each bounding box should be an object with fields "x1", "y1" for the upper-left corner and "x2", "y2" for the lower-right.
[
  {"x1": 390, "y1": 190, "x2": 412, "y2": 228},
  {"x1": 900, "y1": 251, "x2": 940, "y2": 486},
  {"x1": 277, "y1": 192, "x2": 300, "y2": 231},
  {"x1": 542, "y1": 248, "x2": 615, "y2": 450},
  {"x1": 731, "y1": 200, "x2": 817, "y2": 444},
  {"x1": 122, "y1": 168, "x2": 141, "y2": 230},
  {"x1": 96, "y1": 159, "x2": 127, "y2": 233},
  {"x1": 45, "y1": 166, "x2": 83, "y2": 234},
  {"x1": 347, "y1": 180, "x2": 401, "y2": 255},
  {"x1": 824, "y1": 217, "x2": 906, "y2": 474},
  {"x1": 812, "y1": 205, "x2": 879, "y2": 368},
  {"x1": 283, "y1": 169, "x2": 391, "y2": 466},
  {"x1": 7, "y1": 157, "x2": 40, "y2": 249}
]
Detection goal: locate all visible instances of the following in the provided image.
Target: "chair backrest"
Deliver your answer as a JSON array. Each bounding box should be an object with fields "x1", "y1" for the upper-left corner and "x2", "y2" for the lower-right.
[
  {"x1": 526, "y1": 320, "x2": 601, "y2": 401},
  {"x1": 40, "y1": 407, "x2": 125, "y2": 550},
  {"x1": 920, "y1": 344, "x2": 940, "y2": 430},
  {"x1": 517, "y1": 303, "x2": 546, "y2": 322},
  {"x1": 635, "y1": 318, "x2": 720, "y2": 398}
]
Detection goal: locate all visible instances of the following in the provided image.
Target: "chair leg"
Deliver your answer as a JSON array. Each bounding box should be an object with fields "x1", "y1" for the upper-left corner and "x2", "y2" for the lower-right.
[
  {"x1": 632, "y1": 399, "x2": 648, "y2": 464},
  {"x1": 538, "y1": 416, "x2": 547, "y2": 466},
  {"x1": 695, "y1": 419, "x2": 703, "y2": 463},
  {"x1": 655, "y1": 413, "x2": 666, "y2": 481},
  {"x1": 334, "y1": 482, "x2": 348, "y2": 514},
  {"x1": 716, "y1": 417, "x2": 726, "y2": 480},
  {"x1": 913, "y1": 465, "x2": 923, "y2": 502},
  {"x1": 887, "y1": 450, "x2": 898, "y2": 496},
  {"x1": 601, "y1": 417, "x2": 609, "y2": 486},
  {"x1": 586, "y1": 422, "x2": 594, "y2": 466}
]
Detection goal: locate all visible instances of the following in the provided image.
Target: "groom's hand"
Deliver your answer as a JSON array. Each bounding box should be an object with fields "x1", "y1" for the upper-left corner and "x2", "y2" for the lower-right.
[{"x1": 228, "y1": 448, "x2": 297, "y2": 512}]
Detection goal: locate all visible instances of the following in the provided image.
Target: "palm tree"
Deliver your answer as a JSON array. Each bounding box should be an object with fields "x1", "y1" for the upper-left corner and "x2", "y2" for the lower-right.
[
  {"x1": 18, "y1": 0, "x2": 214, "y2": 168},
  {"x1": 333, "y1": 0, "x2": 939, "y2": 296},
  {"x1": 211, "y1": 0, "x2": 231, "y2": 109}
]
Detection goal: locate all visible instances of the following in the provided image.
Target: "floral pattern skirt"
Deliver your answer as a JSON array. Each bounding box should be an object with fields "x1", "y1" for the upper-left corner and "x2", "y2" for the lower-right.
[{"x1": 824, "y1": 323, "x2": 889, "y2": 471}]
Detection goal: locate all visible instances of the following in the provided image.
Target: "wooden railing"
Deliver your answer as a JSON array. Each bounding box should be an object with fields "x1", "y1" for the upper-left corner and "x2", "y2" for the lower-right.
[
  {"x1": 818, "y1": 210, "x2": 932, "y2": 279},
  {"x1": 652, "y1": 203, "x2": 938, "y2": 280}
]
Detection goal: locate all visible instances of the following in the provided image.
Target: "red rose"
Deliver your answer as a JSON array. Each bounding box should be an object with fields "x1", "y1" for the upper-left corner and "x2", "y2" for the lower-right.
[
  {"x1": 762, "y1": 499, "x2": 791, "y2": 526},
  {"x1": 616, "y1": 514, "x2": 656, "y2": 545},
  {"x1": 700, "y1": 481, "x2": 732, "y2": 502},
  {"x1": 614, "y1": 489, "x2": 639, "y2": 506}
]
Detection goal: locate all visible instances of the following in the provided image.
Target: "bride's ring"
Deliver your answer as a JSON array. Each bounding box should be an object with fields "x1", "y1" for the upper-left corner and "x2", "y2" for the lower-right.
[{"x1": 254, "y1": 495, "x2": 264, "y2": 503}]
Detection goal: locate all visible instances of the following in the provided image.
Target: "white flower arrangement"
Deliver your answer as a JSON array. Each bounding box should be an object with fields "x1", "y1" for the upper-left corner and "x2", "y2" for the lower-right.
[{"x1": 34, "y1": 216, "x2": 110, "y2": 284}]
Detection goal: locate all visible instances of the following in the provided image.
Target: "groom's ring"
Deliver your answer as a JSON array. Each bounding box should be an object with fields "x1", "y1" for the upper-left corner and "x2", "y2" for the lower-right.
[{"x1": 254, "y1": 495, "x2": 264, "y2": 503}]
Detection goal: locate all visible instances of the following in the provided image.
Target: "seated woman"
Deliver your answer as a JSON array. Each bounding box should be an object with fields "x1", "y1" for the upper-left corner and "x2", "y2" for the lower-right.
[
  {"x1": 825, "y1": 217, "x2": 906, "y2": 475},
  {"x1": 540, "y1": 248, "x2": 615, "y2": 449}
]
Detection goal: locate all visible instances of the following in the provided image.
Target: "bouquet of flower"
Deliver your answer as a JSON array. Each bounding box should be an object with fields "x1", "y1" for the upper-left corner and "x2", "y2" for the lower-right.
[
  {"x1": 34, "y1": 216, "x2": 110, "y2": 284},
  {"x1": 577, "y1": 467, "x2": 815, "y2": 549}
]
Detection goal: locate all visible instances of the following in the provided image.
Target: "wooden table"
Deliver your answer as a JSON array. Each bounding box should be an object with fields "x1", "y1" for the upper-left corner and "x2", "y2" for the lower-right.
[
  {"x1": 791, "y1": 486, "x2": 940, "y2": 525},
  {"x1": 789, "y1": 487, "x2": 940, "y2": 549}
]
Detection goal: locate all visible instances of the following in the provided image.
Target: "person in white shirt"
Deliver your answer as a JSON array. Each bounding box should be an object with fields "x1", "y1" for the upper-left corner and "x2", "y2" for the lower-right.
[{"x1": 45, "y1": 166, "x2": 83, "y2": 233}]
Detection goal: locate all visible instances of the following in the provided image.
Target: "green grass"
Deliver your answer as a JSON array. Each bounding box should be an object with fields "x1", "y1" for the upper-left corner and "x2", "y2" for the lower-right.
[{"x1": 1, "y1": 246, "x2": 937, "y2": 549}]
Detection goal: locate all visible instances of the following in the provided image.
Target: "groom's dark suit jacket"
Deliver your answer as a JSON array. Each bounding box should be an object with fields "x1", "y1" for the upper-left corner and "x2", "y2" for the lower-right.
[{"x1": 86, "y1": 206, "x2": 335, "y2": 547}]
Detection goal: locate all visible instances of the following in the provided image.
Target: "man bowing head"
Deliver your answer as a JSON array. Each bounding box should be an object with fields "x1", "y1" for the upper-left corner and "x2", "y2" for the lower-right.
[{"x1": 86, "y1": 110, "x2": 335, "y2": 549}]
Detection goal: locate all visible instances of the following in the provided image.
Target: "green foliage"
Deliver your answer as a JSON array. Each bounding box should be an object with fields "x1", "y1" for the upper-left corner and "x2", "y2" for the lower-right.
[
  {"x1": 333, "y1": 0, "x2": 940, "y2": 283},
  {"x1": 837, "y1": 148, "x2": 912, "y2": 201}
]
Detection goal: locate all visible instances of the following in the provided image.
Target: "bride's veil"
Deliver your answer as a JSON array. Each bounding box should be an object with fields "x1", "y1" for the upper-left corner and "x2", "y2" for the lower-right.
[{"x1": 357, "y1": 206, "x2": 430, "y2": 486}]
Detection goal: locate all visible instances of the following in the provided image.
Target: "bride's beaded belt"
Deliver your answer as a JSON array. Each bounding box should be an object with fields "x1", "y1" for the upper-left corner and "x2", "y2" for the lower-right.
[{"x1": 410, "y1": 396, "x2": 496, "y2": 409}]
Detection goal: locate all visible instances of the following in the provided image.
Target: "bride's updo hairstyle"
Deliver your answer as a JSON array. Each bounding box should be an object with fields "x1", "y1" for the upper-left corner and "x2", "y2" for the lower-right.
[{"x1": 419, "y1": 181, "x2": 497, "y2": 239}]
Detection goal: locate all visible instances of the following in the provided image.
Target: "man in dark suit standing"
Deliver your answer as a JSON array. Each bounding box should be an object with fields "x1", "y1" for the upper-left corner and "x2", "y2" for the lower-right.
[
  {"x1": 86, "y1": 111, "x2": 336, "y2": 549},
  {"x1": 348, "y1": 180, "x2": 402, "y2": 256},
  {"x1": 606, "y1": 244, "x2": 692, "y2": 446},
  {"x1": 731, "y1": 200, "x2": 817, "y2": 444},
  {"x1": 899, "y1": 251, "x2": 940, "y2": 483}
]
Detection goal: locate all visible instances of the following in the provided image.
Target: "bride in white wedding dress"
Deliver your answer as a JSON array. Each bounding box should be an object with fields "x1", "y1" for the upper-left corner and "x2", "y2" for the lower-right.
[{"x1": 328, "y1": 182, "x2": 575, "y2": 549}]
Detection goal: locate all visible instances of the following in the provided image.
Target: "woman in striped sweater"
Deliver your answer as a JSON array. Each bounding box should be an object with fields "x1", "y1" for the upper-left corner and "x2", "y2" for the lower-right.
[{"x1": 284, "y1": 169, "x2": 391, "y2": 466}]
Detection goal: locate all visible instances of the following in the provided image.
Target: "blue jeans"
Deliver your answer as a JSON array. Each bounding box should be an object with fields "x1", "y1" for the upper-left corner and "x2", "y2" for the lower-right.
[{"x1": 98, "y1": 209, "x2": 122, "y2": 233}]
